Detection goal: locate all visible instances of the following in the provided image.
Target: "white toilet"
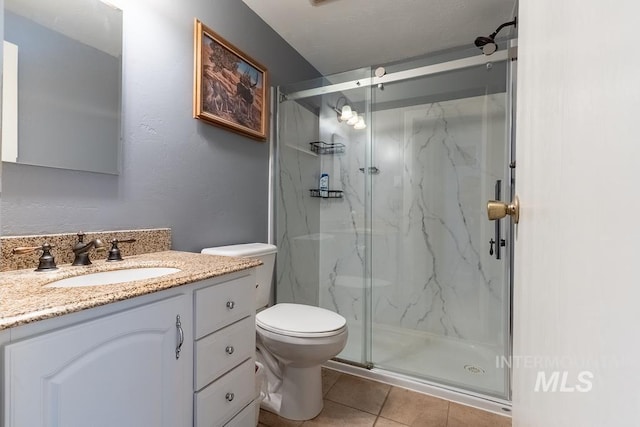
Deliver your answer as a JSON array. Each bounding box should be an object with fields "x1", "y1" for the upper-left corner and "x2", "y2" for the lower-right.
[{"x1": 201, "y1": 243, "x2": 348, "y2": 421}]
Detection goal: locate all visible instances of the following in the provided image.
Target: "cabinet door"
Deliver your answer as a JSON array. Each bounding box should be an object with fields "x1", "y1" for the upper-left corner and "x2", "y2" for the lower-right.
[{"x1": 4, "y1": 295, "x2": 192, "y2": 427}]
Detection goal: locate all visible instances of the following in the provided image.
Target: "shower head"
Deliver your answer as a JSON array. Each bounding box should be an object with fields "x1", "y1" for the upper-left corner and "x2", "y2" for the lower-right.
[
  {"x1": 474, "y1": 18, "x2": 517, "y2": 55},
  {"x1": 474, "y1": 36, "x2": 498, "y2": 55}
]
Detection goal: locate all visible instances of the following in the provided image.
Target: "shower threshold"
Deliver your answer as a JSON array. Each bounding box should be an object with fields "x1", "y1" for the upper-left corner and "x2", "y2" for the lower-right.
[
  {"x1": 330, "y1": 321, "x2": 510, "y2": 414},
  {"x1": 325, "y1": 359, "x2": 512, "y2": 416}
]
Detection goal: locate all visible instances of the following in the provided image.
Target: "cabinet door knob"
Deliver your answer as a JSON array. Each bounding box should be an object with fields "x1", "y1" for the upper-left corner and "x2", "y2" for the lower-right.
[
  {"x1": 226, "y1": 301, "x2": 235, "y2": 310},
  {"x1": 225, "y1": 392, "x2": 235, "y2": 402},
  {"x1": 225, "y1": 346, "x2": 234, "y2": 355}
]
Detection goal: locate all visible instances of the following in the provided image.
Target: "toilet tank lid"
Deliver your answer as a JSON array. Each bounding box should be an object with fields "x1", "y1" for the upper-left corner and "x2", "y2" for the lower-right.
[{"x1": 201, "y1": 243, "x2": 277, "y2": 257}]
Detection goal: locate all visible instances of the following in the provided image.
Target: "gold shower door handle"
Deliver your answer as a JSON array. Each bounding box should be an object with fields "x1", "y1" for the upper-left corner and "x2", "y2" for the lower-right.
[{"x1": 487, "y1": 196, "x2": 520, "y2": 224}]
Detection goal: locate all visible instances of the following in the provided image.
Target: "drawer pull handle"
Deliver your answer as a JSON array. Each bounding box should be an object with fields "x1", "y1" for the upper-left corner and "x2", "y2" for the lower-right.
[
  {"x1": 225, "y1": 392, "x2": 235, "y2": 402},
  {"x1": 225, "y1": 346, "x2": 235, "y2": 355},
  {"x1": 226, "y1": 301, "x2": 235, "y2": 310}
]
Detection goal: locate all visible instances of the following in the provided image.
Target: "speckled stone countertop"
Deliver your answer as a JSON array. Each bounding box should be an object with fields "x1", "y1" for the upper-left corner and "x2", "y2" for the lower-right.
[{"x1": 0, "y1": 251, "x2": 261, "y2": 331}]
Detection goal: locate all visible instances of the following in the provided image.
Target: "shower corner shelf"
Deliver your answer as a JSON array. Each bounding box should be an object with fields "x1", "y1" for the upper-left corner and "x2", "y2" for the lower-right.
[
  {"x1": 309, "y1": 141, "x2": 345, "y2": 155},
  {"x1": 309, "y1": 189, "x2": 343, "y2": 199}
]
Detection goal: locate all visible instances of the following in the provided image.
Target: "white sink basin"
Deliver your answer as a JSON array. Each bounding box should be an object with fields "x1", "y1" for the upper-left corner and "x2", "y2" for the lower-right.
[{"x1": 44, "y1": 267, "x2": 181, "y2": 288}]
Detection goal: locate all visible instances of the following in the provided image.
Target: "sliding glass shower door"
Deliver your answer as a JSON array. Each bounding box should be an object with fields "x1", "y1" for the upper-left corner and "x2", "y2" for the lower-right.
[
  {"x1": 275, "y1": 49, "x2": 514, "y2": 401},
  {"x1": 368, "y1": 61, "x2": 512, "y2": 399}
]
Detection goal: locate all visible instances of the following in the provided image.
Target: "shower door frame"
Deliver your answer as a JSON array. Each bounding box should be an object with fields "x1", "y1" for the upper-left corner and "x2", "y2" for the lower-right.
[
  {"x1": 283, "y1": 51, "x2": 508, "y2": 102},
  {"x1": 274, "y1": 47, "x2": 516, "y2": 403}
]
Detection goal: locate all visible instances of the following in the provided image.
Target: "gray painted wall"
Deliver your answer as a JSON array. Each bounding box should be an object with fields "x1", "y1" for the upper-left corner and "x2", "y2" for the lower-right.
[{"x1": 0, "y1": 0, "x2": 319, "y2": 252}]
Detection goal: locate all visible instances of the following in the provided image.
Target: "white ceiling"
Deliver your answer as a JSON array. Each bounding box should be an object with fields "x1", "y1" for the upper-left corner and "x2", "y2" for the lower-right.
[{"x1": 242, "y1": 0, "x2": 516, "y2": 75}]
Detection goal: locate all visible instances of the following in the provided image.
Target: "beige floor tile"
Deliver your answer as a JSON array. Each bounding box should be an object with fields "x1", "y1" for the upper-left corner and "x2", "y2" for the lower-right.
[
  {"x1": 325, "y1": 374, "x2": 391, "y2": 415},
  {"x1": 375, "y1": 417, "x2": 410, "y2": 426},
  {"x1": 446, "y1": 403, "x2": 511, "y2": 427},
  {"x1": 379, "y1": 387, "x2": 448, "y2": 427},
  {"x1": 302, "y1": 400, "x2": 377, "y2": 427},
  {"x1": 259, "y1": 408, "x2": 304, "y2": 427},
  {"x1": 321, "y1": 368, "x2": 342, "y2": 396}
]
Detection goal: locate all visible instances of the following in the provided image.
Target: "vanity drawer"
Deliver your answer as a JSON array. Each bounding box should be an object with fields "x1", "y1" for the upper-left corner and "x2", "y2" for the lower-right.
[
  {"x1": 195, "y1": 315, "x2": 255, "y2": 391},
  {"x1": 224, "y1": 399, "x2": 258, "y2": 427},
  {"x1": 195, "y1": 358, "x2": 255, "y2": 427},
  {"x1": 195, "y1": 275, "x2": 254, "y2": 339}
]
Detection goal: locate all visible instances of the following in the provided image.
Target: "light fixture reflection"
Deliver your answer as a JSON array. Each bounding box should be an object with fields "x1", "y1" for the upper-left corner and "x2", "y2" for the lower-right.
[
  {"x1": 332, "y1": 96, "x2": 366, "y2": 130},
  {"x1": 340, "y1": 105, "x2": 353, "y2": 121}
]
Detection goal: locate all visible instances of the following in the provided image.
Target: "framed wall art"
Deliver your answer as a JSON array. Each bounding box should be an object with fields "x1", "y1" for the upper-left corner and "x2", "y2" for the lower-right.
[{"x1": 193, "y1": 19, "x2": 268, "y2": 141}]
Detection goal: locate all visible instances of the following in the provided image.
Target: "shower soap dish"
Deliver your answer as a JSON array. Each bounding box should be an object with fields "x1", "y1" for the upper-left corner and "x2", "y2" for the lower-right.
[
  {"x1": 309, "y1": 189, "x2": 343, "y2": 199},
  {"x1": 309, "y1": 141, "x2": 345, "y2": 155}
]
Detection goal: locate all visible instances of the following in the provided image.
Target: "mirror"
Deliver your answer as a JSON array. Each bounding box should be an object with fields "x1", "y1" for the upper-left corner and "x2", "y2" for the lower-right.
[{"x1": 2, "y1": 0, "x2": 122, "y2": 174}]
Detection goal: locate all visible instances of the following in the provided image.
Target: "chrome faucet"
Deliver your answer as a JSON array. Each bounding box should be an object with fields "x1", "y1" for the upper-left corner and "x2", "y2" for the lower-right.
[{"x1": 72, "y1": 232, "x2": 106, "y2": 266}]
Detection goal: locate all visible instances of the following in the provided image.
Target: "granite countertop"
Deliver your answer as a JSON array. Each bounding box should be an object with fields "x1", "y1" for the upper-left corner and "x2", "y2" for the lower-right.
[{"x1": 0, "y1": 250, "x2": 261, "y2": 331}]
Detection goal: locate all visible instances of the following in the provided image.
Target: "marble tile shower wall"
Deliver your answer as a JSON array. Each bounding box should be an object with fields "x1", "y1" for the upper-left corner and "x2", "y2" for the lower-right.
[
  {"x1": 316, "y1": 101, "x2": 368, "y2": 330},
  {"x1": 277, "y1": 93, "x2": 507, "y2": 348},
  {"x1": 276, "y1": 101, "x2": 321, "y2": 306},
  {"x1": 367, "y1": 95, "x2": 508, "y2": 346}
]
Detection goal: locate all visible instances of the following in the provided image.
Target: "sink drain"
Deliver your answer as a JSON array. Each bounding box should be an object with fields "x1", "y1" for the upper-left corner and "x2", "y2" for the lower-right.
[{"x1": 464, "y1": 364, "x2": 485, "y2": 374}]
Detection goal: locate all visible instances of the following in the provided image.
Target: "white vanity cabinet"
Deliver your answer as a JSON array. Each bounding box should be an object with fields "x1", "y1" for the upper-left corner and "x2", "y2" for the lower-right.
[
  {"x1": 193, "y1": 274, "x2": 257, "y2": 427},
  {"x1": 2, "y1": 267, "x2": 258, "y2": 427},
  {"x1": 4, "y1": 294, "x2": 192, "y2": 427}
]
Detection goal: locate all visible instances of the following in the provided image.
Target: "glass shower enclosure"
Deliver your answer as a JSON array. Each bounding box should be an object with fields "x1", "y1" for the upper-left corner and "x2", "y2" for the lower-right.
[{"x1": 275, "y1": 46, "x2": 514, "y2": 401}]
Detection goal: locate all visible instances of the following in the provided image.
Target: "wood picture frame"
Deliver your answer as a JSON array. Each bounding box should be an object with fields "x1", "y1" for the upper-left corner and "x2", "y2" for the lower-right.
[{"x1": 193, "y1": 19, "x2": 268, "y2": 141}]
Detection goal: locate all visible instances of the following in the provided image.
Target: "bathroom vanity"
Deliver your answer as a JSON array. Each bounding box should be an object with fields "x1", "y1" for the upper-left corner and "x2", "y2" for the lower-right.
[{"x1": 0, "y1": 250, "x2": 260, "y2": 427}]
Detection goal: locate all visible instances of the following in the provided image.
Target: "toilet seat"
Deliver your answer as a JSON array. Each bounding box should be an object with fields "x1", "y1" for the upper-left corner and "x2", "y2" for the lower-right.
[{"x1": 256, "y1": 303, "x2": 347, "y2": 338}]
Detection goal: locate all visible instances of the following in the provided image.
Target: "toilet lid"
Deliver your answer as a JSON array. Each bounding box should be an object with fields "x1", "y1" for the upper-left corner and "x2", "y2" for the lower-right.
[{"x1": 256, "y1": 303, "x2": 346, "y2": 338}]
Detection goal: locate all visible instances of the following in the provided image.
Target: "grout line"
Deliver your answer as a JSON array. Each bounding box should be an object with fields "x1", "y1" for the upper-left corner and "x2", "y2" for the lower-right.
[
  {"x1": 323, "y1": 371, "x2": 342, "y2": 397},
  {"x1": 324, "y1": 399, "x2": 378, "y2": 418},
  {"x1": 378, "y1": 385, "x2": 392, "y2": 416},
  {"x1": 372, "y1": 387, "x2": 393, "y2": 426},
  {"x1": 324, "y1": 376, "x2": 393, "y2": 416}
]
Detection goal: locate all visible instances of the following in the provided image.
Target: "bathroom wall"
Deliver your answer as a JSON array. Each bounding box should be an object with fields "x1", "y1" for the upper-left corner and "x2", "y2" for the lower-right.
[{"x1": 0, "y1": 0, "x2": 319, "y2": 252}]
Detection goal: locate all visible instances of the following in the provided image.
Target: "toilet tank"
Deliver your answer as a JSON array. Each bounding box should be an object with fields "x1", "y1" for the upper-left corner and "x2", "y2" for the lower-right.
[{"x1": 201, "y1": 243, "x2": 277, "y2": 310}]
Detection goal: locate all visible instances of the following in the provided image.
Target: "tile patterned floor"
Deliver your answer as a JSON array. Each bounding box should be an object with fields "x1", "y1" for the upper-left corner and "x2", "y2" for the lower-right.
[{"x1": 258, "y1": 368, "x2": 511, "y2": 427}]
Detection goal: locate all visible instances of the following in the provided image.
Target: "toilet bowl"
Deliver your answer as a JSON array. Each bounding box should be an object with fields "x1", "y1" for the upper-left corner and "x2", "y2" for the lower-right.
[
  {"x1": 201, "y1": 243, "x2": 348, "y2": 422},
  {"x1": 256, "y1": 303, "x2": 348, "y2": 420}
]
